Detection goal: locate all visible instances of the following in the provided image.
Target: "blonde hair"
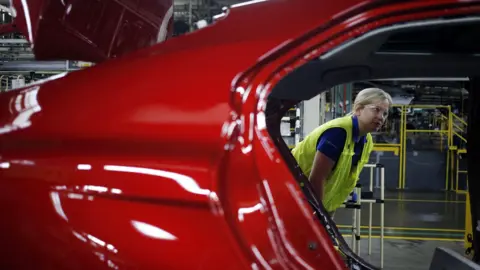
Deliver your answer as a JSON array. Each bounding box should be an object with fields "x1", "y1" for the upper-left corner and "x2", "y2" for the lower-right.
[{"x1": 349, "y1": 87, "x2": 393, "y2": 114}]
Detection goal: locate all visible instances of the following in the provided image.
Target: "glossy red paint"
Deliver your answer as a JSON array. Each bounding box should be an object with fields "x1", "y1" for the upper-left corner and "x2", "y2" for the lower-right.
[
  {"x1": 10, "y1": 0, "x2": 174, "y2": 62},
  {"x1": 1, "y1": 0, "x2": 480, "y2": 269}
]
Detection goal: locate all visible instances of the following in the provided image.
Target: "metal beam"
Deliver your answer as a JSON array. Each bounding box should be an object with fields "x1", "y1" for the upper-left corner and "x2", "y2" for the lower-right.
[
  {"x1": 374, "y1": 77, "x2": 470, "y2": 81},
  {"x1": 0, "y1": 61, "x2": 68, "y2": 71},
  {"x1": 0, "y1": 39, "x2": 29, "y2": 44}
]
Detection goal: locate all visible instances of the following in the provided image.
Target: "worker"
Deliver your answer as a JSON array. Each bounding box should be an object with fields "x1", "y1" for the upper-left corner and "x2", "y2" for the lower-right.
[{"x1": 292, "y1": 88, "x2": 392, "y2": 218}]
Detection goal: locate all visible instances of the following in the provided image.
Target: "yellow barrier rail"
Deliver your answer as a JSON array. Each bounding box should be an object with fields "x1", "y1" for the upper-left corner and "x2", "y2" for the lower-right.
[
  {"x1": 397, "y1": 105, "x2": 468, "y2": 190},
  {"x1": 453, "y1": 131, "x2": 467, "y2": 143},
  {"x1": 450, "y1": 112, "x2": 467, "y2": 193},
  {"x1": 452, "y1": 112, "x2": 467, "y2": 126},
  {"x1": 465, "y1": 193, "x2": 474, "y2": 257}
]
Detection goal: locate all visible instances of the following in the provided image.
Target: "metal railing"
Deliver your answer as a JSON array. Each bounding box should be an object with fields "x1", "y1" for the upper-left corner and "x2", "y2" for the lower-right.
[
  {"x1": 340, "y1": 163, "x2": 385, "y2": 269},
  {"x1": 374, "y1": 105, "x2": 467, "y2": 191},
  {"x1": 446, "y1": 111, "x2": 467, "y2": 193}
]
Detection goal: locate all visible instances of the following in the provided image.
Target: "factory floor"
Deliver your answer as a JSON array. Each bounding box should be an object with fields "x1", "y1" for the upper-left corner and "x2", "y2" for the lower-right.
[
  {"x1": 334, "y1": 190, "x2": 467, "y2": 270},
  {"x1": 343, "y1": 238, "x2": 464, "y2": 270}
]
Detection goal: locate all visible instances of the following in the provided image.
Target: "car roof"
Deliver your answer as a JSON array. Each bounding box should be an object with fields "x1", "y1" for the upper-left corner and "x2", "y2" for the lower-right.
[
  {"x1": 126, "y1": 0, "x2": 479, "y2": 101},
  {"x1": 131, "y1": 0, "x2": 370, "y2": 61}
]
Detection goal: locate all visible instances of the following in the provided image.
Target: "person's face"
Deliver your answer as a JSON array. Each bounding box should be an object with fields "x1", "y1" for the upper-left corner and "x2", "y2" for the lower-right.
[{"x1": 357, "y1": 99, "x2": 390, "y2": 132}]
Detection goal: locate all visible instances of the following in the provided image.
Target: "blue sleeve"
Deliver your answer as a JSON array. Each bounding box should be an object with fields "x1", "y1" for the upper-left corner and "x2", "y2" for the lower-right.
[{"x1": 316, "y1": 127, "x2": 347, "y2": 163}]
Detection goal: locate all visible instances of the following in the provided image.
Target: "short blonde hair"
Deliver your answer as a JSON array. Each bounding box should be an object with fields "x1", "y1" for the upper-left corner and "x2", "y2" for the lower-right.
[{"x1": 352, "y1": 87, "x2": 392, "y2": 113}]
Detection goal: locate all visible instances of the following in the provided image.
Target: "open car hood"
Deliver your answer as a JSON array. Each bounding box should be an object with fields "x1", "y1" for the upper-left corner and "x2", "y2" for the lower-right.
[{"x1": 6, "y1": 0, "x2": 173, "y2": 62}]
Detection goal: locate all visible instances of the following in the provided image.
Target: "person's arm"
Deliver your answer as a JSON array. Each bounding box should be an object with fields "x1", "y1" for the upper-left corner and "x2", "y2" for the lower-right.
[{"x1": 309, "y1": 128, "x2": 346, "y2": 201}]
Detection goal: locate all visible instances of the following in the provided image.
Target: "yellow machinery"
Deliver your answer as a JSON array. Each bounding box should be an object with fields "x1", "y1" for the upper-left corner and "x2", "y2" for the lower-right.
[
  {"x1": 379, "y1": 105, "x2": 467, "y2": 191},
  {"x1": 450, "y1": 113, "x2": 468, "y2": 194},
  {"x1": 376, "y1": 105, "x2": 464, "y2": 190},
  {"x1": 465, "y1": 192, "x2": 474, "y2": 258},
  {"x1": 376, "y1": 105, "x2": 472, "y2": 254}
]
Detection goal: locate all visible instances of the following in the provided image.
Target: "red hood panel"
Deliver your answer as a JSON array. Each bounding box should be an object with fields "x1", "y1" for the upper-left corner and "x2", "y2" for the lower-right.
[{"x1": 11, "y1": 0, "x2": 173, "y2": 62}]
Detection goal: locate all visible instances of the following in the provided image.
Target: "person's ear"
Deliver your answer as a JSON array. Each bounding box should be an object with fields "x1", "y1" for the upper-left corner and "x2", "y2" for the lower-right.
[{"x1": 354, "y1": 105, "x2": 363, "y2": 116}]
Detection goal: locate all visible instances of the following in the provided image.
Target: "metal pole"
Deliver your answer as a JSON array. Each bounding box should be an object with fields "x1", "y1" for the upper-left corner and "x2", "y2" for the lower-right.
[
  {"x1": 381, "y1": 167, "x2": 385, "y2": 269},
  {"x1": 403, "y1": 106, "x2": 407, "y2": 189},
  {"x1": 0, "y1": 39, "x2": 28, "y2": 43},
  {"x1": 357, "y1": 186, "x2": 362, "y2": 255},
  {"x1": 320, "y1": 92, "x2": 326, "y2": 125},
  {"x1": 351, "y1": 196, "x2": 356, "y2": 251},
  {"x1": 369, "y1": 166, "x2": 373, "y2": 255},
  {"x1": 375, "y1": 153, "x2": 381, "y2": 188},
  {"x1": 398, "y1": 106, "x2": 404, "y2": 189},
  {"x1": 189, "y1": 0, "x2": 193, "y2": 31},
  {"x1": 295, "y1": 105, "x2": 301, "y2": 145}
]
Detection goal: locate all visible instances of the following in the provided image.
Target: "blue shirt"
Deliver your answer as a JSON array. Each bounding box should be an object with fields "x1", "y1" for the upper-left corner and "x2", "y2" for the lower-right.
[{"x1": 316, "y1": 116, "x2": 366, "y2": 169}]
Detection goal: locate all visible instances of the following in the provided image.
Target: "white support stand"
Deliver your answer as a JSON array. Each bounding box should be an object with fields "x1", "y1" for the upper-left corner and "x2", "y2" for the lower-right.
[
  {"x1": 295, "y1": 107, "x2": 301, "y2": 145},
  {"x1": 357, "y1": 187, "x2": 362, "y2": 254},
  {"x1": 342, "y1": 163, "x2": 385, "y2": 269},
  {"x1": 380, "y1": 166, "x2": 385, "y2": 269},
  {"x1": 340, "y1": 186, "x2": 362, "y2": 254},
  {"x1": 369, "y1": 167, "x2": 374, "y2": 254},
  {"x1": 319, "y1": 91, "x2": 326, "y2": 125},
  {"x1": 302, "y1": 94, "x2": 320, "y2": 139}
]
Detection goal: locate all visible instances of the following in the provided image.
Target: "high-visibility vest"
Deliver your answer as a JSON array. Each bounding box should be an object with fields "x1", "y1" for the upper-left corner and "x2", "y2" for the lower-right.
[{"x1": 292, "y1": 115, "x2": 373, "y2": 212}]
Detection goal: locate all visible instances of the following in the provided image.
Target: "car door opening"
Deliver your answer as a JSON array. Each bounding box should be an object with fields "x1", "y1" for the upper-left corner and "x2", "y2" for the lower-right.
[{"x1": 264, "y1": 15, "x2": 480, "y2": 270}]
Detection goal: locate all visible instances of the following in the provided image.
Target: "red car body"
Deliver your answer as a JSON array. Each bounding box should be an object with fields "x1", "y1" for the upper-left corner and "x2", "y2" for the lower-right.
[{"x1": 0, "y1": 0, "x2": 479, "y2": 269}]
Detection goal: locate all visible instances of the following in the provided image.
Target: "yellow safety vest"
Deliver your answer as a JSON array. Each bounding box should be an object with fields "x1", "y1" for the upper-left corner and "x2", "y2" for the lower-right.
[{"x1": 292, "y1": 115, "x2": 373, "y2": 212}]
